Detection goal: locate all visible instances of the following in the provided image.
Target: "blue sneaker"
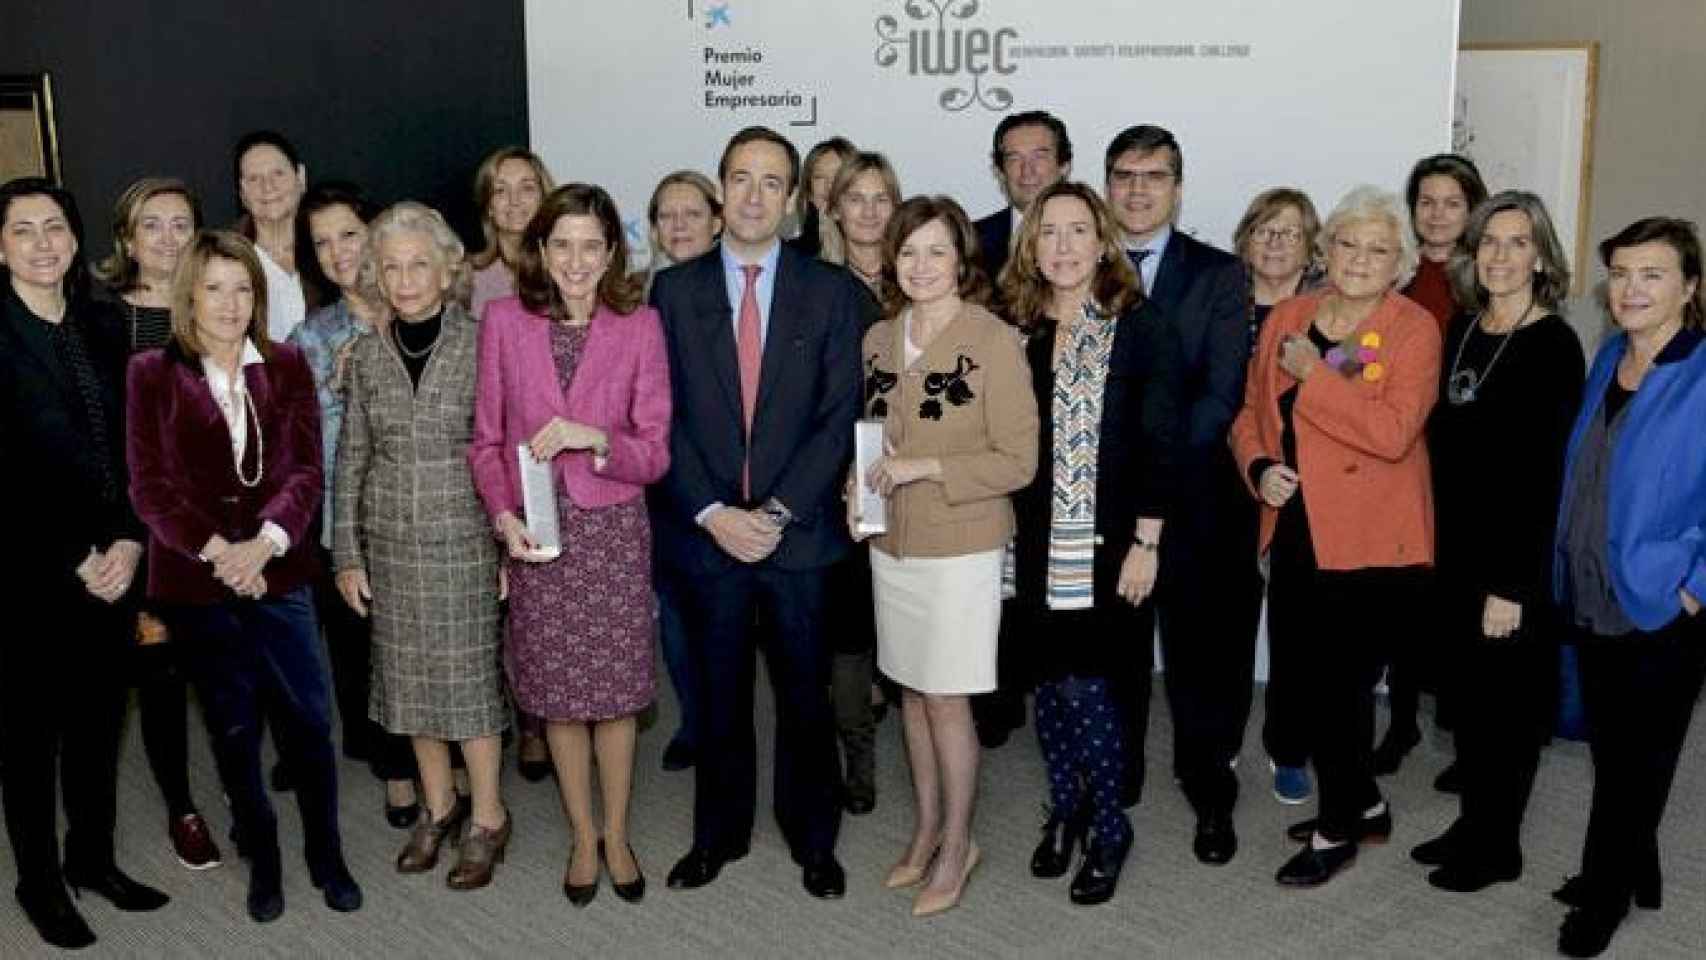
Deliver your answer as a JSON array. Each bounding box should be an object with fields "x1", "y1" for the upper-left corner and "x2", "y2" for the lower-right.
[{"x1": 1271, "y1": 760, "x2": 1312, "y2": 805}]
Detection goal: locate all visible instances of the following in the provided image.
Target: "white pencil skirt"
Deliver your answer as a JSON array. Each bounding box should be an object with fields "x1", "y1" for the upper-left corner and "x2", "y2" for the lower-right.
[{"x1": 870, "y1": 545, "x2": 1004, "y2": 696}]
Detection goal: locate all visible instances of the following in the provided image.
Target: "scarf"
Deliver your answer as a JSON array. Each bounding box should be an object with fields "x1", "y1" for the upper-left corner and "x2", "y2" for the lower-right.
[{"x1": 1046, "y1": 302, "x2": 1115, "y2": 609}]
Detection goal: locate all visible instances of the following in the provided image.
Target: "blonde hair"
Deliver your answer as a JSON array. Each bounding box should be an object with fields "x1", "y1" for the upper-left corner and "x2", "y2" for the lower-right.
[
  {"x1": 1321, "y1": 185, "x2": 1419, "y2": 288},
  {"x1": 362, "y1": 201, "x2": 472, "y2": 310},
  {"x1": 820, "y1": 152, "x2": 903, "y2": 267}
]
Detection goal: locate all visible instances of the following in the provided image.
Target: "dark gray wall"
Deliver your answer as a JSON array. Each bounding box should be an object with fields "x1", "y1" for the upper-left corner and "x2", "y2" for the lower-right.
[{"x1": 5, "y1": 0, "x2": 528, "y2": 252}]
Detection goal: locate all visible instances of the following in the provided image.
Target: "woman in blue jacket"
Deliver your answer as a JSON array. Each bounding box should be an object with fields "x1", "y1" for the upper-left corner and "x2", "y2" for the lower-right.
[{"x1": 1551, "y1": 217, "x2": 1706, "y2": 959}]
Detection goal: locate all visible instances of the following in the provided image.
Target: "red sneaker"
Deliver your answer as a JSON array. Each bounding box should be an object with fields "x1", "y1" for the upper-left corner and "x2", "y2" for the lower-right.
[{"x1": 169, "y1": 813, "x2": 223, "y2": 871}]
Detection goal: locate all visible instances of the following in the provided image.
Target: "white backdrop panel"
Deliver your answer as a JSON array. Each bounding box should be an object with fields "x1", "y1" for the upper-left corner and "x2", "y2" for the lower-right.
[{"x1": 527, "y1": 0, "x2": 1460, "y2": 266}]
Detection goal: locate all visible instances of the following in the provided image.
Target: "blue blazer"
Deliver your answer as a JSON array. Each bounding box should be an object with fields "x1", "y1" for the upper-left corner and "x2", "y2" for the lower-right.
[{"x1": 1553, "y1": 328, "x2": 1706, "y2": 630}]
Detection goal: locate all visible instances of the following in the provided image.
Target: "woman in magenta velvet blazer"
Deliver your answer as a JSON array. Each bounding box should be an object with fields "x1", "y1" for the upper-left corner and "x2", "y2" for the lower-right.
[
  {"x1": 127, "y1": 230, "x2": 359, "y2": 922},
  {"x1": 468, "y1": 184, "x2": 670, "y2": 903}
]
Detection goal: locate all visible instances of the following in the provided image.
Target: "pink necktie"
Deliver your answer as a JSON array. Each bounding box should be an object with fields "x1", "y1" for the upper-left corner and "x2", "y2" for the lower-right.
[{"x1": 738, "y1": 263, "x2": 763, "y2": 498}]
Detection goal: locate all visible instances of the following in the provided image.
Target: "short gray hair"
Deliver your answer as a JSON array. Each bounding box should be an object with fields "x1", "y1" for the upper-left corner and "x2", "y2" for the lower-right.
[
  {"x1": 1320, "y1": 185, "x2": 1419, "y2": 288},
  {"x1": 361, "y1": 200, "x2": 471, "y2": 309},
  {"x1": 1449, "y1": 190, "x2": 1572, "y2": 311}
]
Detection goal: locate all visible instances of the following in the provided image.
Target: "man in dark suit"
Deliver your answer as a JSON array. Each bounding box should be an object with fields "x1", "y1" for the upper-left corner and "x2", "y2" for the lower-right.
[
  {"x1": 973, "y1": 110, "x2": 1073, "y2": 288},
  {"x1": 1103, "y1": 125, "x2": 1261, "y2": 866},
  {"x1": 970, "y1": 110, "x2": 1072, "y2": 748},
  {"x1": 649, "y1": 126, "x2": 864, "y2": 899}
]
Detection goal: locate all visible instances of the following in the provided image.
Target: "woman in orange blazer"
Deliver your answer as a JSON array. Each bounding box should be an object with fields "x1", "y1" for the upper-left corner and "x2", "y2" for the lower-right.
[{"x1": 1229, "y1": 185, "x2": 1441, "y2": 888}]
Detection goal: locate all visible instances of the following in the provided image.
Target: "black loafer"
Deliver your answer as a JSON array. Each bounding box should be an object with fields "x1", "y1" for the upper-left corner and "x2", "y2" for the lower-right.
[
  {"x1": 1276, "y1": 842, "x2": 1357, "y2": 887},
  {"x1": 1030, "y1": 804, "x2": 1089, "y2": 879},
  {"x1": 802, "y1": 855, "x2": 846, "y2": 899},
  {"x1": 15, "y1": 886, "x2": 96, "y2": 950},
  {"x1": 1287, "y1": 808, "x2": 1392, "y2": 844},
  {"x1": 64, "y1": 865, "x2": 170, "y2": 912},
  {"x1": 1069, "y1": 833, "x2": 1132, "y2": 906},
  {"x1": 1409, "y1": 823, "x2": 1463, "y2": 866},
  {"x1": 661, "y1": 738, "x2": 697, "y2": 772},
  {"x1": 1193, "y1": 813, "x2": 1237, "y2": 866},
  {"x1": 1427, "y1": 855, "x2": 1521, "y2": 893},
  {"x1": 314, "y1": 866, "x2": 364, "y2": 913},
  {"x1": 666, "y1": 846, "x2": 746, "y2": 890}
]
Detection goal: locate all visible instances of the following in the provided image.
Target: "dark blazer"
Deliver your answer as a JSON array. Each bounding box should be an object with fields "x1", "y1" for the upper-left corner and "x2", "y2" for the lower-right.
[
  {"x1": 648, "y1": 243, "x2": 865, "y2": 574},
  {"x1": 1147, "y1": 230, "x2": 1249, "y2": 461},
  {"x1": 1012, "y1": 299, "x2": 1184, "y2": 608},
  {"x1": 974, "y1": 207, "x2": 1014, "y2": 287},
  {"x1": 127, "y1": 340, "x2": 323, "y2": 605},
  {"x1": 0, "y1": 287, "x2": 140, "y2": 584}
]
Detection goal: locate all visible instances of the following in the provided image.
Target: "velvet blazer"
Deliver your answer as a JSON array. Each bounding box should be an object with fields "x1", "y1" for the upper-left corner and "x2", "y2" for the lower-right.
[
  {"x1": 126, "y1": 340, "x2": 323, "y2": 605},
  {"x1": 468, "y1": 296, "x2": 672, "y2": 525},
  {"x1": 1229, "y1": 289, "x2": 1440, "y2": 571}
]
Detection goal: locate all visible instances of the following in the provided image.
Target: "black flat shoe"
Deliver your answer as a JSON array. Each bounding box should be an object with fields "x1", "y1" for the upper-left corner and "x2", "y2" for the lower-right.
[
  {"x1": 563, "y1": 860, "x2": 599, "y2": 908},
  {"x1": 313, "y1": 866, "x2": 364, "y2": 913},
  {"x1": 1069, "y1": 832, "x2": 1132, "y2": 906},
  {"x1": 15, "y1": 886, "x2": 96, "y2": 950},
  {"x1": 1553, "y1": 872, "x2": 1661, "y2": 911},
  {"x1": 1433, "y1": 762, "x2": 1464, "y2": 794},
  {"x1": 1558, "y1": 904, "x2": 1628, "y2": 958},
  {"x1": 1371, "y1": 726, "x2": 1420, "y2": 776},
  {"x1": 1427, "y1": 855, "x2": 1521, "y2": 893},
  {"x1": 1030, "y1": 803, "x2": 1089, "y2": 879},
  {"x1": 386, "y1": 801, "x2": 421, "y2": 829},
  {"x1": 660, "y1": 738, "x2": 696, "y2": 772},
  {"x1": 666, "y1": 846, "x2": 746, "y2": 890},
  {"x1": 1276, "y1": 841, "x2": 1357, "y2": 887},
  {"x1": 801, "y1": 854, "x2": 846, "y2": 899},
  {"x1": 1409, "y1": 823, "x2": 1463, "y2": 866},
  {"x1": 601, "y1": 839, "x2": 646, "y2": 903},
  {"x1": 1286, "y1": 807, "x2": 1391, "y2": 844},
  {"x1": 518, "y1": 758, "x2": 553, "y2": 783},
  {"x1": 64, "y1": 865, "x2": 170, "y2": 912},
  {"x1": 246, "y1": 874, "x2": 284, "y2": 924},
  {"x1": 1193, "y1": 813, "x2": 1237, "y2": 866}
]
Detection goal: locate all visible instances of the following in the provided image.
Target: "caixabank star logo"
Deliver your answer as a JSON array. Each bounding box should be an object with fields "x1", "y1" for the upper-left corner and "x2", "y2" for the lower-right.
[{"x1": 874, "y1": 0, "x2": 1020, "y2": 112}]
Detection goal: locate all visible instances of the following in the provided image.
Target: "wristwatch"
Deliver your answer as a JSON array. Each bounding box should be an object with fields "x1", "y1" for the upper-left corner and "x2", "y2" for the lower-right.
[{"x1": 760, "y1": 497, "x2": 795, "y2": 528}]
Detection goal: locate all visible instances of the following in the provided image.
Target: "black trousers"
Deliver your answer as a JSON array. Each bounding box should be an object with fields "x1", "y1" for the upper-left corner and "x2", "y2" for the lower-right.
[
  {"x1": 1447, "y1": 591, "x2": 1556, "y2": 855},
  {"x1": 1137, "y1": 461, "x2": 1263, "y2": 814},
  {"x1": 165, "y1": 587, "x2": 346, "y2": 885},
  {"x1": 1575, "y1": 616, "x2": 1706, "y2": 908},
  {"x1": 681, "y1": 563, "x2": 841, "y2": 862},
  {"x1": 0, "y1": 579, "x2": 130, "y2": 893},
  {"x1": 1268, "y1": 556, "x2": 1421, "y2": 839},
  {"x1": 131, "y1": 633, "x2": 199, "y2": 818},
  {"x1": 310, "y1": 559, "x2": 415, "y2": 782}
]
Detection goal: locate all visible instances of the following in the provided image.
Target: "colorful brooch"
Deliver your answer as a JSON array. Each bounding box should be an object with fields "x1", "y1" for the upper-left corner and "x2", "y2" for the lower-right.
[{"x1": 1324, "y1": 331, "x2": 1386, "y2": 382}]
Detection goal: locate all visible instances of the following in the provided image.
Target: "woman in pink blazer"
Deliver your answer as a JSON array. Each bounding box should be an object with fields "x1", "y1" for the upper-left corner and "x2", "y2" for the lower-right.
[{"x1": 469, "y1": 183, "x2": 670, "y2": 905}]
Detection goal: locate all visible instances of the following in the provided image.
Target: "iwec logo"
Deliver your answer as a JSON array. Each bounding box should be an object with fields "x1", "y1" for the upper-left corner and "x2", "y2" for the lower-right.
[{"x1": 874, "y1": 0, "x2": 1019, "y2": 112}]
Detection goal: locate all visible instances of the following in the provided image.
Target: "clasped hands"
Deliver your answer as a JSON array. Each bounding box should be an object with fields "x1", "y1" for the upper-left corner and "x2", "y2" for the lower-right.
[
  {"x1": 529, "y1": 416, "x2": 608, "y2": 468},
  {"x1": 77, "y1": 539, "x2": 142, "y2": 604},
  {"x1": 202, "y1": 534, "x2": 271, "y2": 599}
]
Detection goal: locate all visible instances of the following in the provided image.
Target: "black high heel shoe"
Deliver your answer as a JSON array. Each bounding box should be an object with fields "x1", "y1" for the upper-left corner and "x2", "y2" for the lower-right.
[
  {"x1": 15, "y1": 886, "x2": 96, "y2": 950},
  {"x1": 602, "y1": 839, "x2": 646, "y2": 903},
  {"x1": 563, "y1": 844, "x2": 599, "y2": 907},
  {"x1": 1030, "y1": 801, "x2": 1089, "y2": 879},
  {"x1": 64, "y1": 865, "x2": 170, "y2": 912}
]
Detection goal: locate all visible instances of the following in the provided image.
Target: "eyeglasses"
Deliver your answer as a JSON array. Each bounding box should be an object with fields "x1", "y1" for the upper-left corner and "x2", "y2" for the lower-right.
[
  {"x1": 1253, "y1": 226, "x2": 1303, "y2": 247},
  {"x1": 1108, "y1": 169, "x2": 1176, "y2": 189}
]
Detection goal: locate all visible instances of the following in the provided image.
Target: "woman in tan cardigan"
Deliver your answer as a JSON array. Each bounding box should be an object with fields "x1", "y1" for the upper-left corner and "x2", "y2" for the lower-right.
[{"x1": 850, "y1": 196, "x2": 1037, "y2": 917}]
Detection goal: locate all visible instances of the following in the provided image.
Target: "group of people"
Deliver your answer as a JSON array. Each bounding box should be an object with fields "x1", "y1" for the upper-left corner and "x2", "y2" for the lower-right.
[{"x1": 1, "y1": 108, "x2": 1701, "y2": 960}]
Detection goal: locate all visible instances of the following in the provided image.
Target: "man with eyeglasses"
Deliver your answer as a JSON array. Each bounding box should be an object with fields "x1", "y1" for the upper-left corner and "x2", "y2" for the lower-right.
[{"x1": 1102, "y1": 124, "x2": 1259, "y2": 868}]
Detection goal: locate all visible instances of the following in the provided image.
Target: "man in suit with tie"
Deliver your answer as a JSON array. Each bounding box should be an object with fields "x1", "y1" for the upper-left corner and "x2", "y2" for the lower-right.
[
  {"x1": 973, "y1": 110, "x2": 1073, "y2": 288},
  {"x1": 970, "y1": 110, "x2": 1072, "y2": 749},
  {"x1": 1103, "y1": 125, "x2": 1260, "y2": 866},
  {"x1": 649, "y1": 126, "x2": 864, "y2": 899}
]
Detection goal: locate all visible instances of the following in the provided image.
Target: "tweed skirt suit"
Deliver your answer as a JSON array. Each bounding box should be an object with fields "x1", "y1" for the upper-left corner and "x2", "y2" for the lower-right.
[{"x1": 333, "y1": 304, "x2": 506, "y2": 740}]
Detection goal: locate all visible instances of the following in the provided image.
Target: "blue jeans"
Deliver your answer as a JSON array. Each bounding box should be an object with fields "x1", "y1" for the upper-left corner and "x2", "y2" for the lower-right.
[{"x1": 166, "y1": 586, "x2": 345, "y2": 885}]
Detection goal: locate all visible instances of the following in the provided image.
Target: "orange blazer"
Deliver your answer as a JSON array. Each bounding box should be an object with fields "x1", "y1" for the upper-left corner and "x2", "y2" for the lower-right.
[{"x1": 1229, "y1": 289, "x2": 1440, "y2": 571}]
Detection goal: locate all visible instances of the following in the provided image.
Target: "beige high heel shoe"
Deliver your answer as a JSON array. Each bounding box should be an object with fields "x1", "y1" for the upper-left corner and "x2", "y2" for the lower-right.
[
  {"x1": 884, "y1": 839, "x2": 940, "y2": 889},
  {"x1": 912, "y1": 842, "x2": 981, "y2": 917}
]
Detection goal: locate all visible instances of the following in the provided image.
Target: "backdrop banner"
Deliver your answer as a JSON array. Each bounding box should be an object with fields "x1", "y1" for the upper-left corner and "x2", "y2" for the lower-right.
[{"x1": 527, "y1": 0, "x2": 1460, "y2": 266}]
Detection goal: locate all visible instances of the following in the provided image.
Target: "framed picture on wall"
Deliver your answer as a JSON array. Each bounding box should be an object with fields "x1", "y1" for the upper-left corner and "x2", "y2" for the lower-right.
[
  {"x1": 1, "y1": 72, "x2": 63, "y2": 184},
  {"x1": 1454, "y1": 43, "x2": 1599, "y2": 294}
]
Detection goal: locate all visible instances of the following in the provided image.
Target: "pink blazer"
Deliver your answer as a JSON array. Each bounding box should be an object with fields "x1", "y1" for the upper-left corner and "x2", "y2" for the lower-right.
[{"x1": 469, "y1": 297, "x2": 671, "y2": 525}]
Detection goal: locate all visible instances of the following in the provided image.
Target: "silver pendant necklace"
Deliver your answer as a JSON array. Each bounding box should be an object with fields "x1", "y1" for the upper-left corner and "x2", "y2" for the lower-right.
[{"x1": 1446, "y1": 302, "x2": 1533, "y2": 406}]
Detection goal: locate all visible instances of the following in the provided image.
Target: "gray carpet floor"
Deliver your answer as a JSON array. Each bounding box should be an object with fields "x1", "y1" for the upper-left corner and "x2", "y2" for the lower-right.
[{"x1": 3, "y1": 661, "x2": 1703, "y2": 959}]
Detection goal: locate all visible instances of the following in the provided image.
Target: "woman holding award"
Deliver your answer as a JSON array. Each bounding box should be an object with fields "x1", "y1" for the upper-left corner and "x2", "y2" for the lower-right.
[{"x1": 469, "y1": 183, "x2": 671, "y2": 905}]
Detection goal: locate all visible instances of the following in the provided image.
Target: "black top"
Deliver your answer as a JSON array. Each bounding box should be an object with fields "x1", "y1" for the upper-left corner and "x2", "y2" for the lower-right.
[
  {"x1": 393, "y1": 308, "x2": 443, "y2": 390},
  {"x1": 119, "y1": 300, "x2": 173, "y2": 353},
  {"x1": 1431, "y1": 312, "x2": 1585, "y2": 610}
]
